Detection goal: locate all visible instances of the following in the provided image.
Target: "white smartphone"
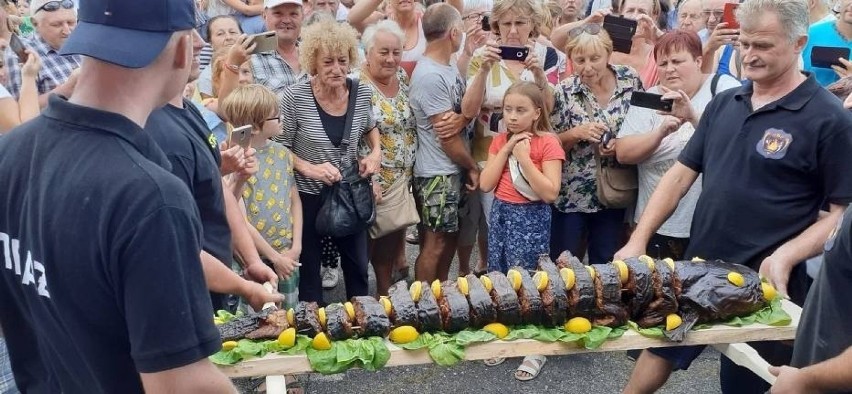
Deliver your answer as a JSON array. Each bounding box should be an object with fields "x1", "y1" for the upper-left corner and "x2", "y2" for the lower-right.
[{"x1": 229, "y1": 125, "x2": 253, "y2": 149}]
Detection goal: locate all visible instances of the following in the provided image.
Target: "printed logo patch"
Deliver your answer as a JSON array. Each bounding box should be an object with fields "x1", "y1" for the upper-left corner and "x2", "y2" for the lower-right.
[{"x1": 755, "y1": 128, "x2": 792, "y2": 159}]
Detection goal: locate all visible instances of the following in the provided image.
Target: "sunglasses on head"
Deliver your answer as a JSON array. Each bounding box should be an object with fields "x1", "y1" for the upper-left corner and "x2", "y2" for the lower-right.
[
  {"x1": 568, "y1": 23, "x2": 601, "y2": 38},
  {"x1": 36, "y1": 0, "x2": 74, "y2": 13}
]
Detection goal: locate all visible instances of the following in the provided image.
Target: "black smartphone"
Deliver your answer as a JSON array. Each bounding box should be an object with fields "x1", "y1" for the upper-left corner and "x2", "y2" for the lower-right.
[
  {"x1": 600, "y1": 130, "x2": 615, "y2": 146},
  {"x1": 811, "y1": 46, "x2": 850, "y2": 69},
  {"x1": 229, "y1": 125, "x2": 253, "y2": 149},
  {"x1": 481, "y1": 14, "x2": 490, "y2": 31},
  {"x1": 250, "y1": 31, "x2": 277, "y2": 54},
  {"x1": 499, "y1": 46, "x2": 529, "y2": 61},
  {"x1": 9, "y1": 34, "x2": 28, "y2": 63},
  {"x1": 630, "y1": 91, "x2": 674, "y2": 112},
  {"x1": 603, "y1": 15, "x2": 638, "y2": 38}
]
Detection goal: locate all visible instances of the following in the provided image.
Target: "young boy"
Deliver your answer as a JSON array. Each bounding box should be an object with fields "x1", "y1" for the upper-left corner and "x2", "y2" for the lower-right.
[{"x1": 220, "y1": 84, "x2": 302, "y2": 309}]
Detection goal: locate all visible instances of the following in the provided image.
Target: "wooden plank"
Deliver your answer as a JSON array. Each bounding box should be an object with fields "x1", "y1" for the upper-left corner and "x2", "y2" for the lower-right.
[
  {"x1": 713, "y1": 343, "x2": 776, "y2": 384},
  {"x1": 219, "y1": 299, "x2": 800, "y2": 378}
]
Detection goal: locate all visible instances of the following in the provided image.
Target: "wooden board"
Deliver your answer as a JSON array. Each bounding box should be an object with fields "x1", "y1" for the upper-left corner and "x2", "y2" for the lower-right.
[{"x1": 219, "y1": 299, "x2": 801, "y2": 378}]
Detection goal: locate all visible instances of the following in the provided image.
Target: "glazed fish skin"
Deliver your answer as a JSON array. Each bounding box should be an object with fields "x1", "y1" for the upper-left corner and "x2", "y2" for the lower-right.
[
  {"x1": 438, "y1": 281, "x2": 471, "y2": 333},
  {"x1": 510, "y1": 266, "x2": 545, "y2": 326},
  {"x1": 388, "y1": 280, "x2": 420, "y2": 329},
  {"x1": 464, "y1": 274, "x2": 497, "y2": 328},
  {"x1": 675, "y1": 260, "x2": 765, "y2": 323},
  {"x1": 537, "y1": 256, "x2": 569, "y2": 327},
  {"x1": 636, "y1": 260, "x2": 679, "y2": 328},
  {"x1": 416, "y1": 282, "x2": 443, "y2": 333},
  {"x1": 622, "y1": 257, "x2": 655, "y2": 321},
  {"x1": 486, "y1": 271, "x2": 522, "y2": 326},
  {"x1": 591, "y1": 263, "x2": 629, "y2": 327},
  {"x1": 245, "y1": 310, "x2": 290, "y2": 340},
  {"x1": 565, "y1": 256, "x2": 597, "y2": 319},
  {"x1": 294, "y1": 301, "x2": 323, "y2": 337},
  {"x1": 352, "y1": 296, "x2": 392, "y2": 338},
  {"x1": 325, "y1": 303, "x2": 355, "y2": 341}
]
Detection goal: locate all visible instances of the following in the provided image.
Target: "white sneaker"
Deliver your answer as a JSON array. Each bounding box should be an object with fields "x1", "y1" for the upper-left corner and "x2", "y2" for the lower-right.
[{"x1": 321, "y1": 266, "x2": 340, "y2": 289}]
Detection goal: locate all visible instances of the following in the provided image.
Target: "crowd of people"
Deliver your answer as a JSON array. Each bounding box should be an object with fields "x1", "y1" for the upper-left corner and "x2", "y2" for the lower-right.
[{"x1": 1, "y1": 0, "x2": 852, "y2": 392}]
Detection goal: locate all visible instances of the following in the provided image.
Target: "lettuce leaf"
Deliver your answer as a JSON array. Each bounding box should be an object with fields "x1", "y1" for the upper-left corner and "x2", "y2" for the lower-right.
[
  {"x1": 209, "y1": 349, "x2": 243, "y2": 365},
  {"x1": 581, "y1": 326, "x2": 612, "y2": 349},
  {"x1": 305, "y1": 337, "x2": 391, "y2": 374},
  {"x1": 755, "y1": 299, "x2": 792, "y2": 326},
  {"x1": 236, "y1": 339, "x2": 266, "y2": 358},
  {"x1": 396, "y1": 332, "x2": 433, "y2": 350},
  {"x1": 503, "y1": 325, "x2": 539, "y2": 341},
  {"x1": 608, "y1": 326, "x2": 628, "y2": 339},
  {"x1": 454, "y1": 330, "x2": 497, "y2": 346},
  {"x1": 428, "y1": 341, "x2": 465, "y2": 366},
  {"x1": 533, "y1": 327, "x2": 567, "y2": 342},
  {"x1": 628, "y1": 321, "x2": 665, "y2": 338}
]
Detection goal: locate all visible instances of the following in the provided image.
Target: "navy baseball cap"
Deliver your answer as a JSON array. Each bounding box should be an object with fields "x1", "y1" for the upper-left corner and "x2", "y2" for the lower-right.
[{"x1": 59, "y1": 0, "x2": 196, "y2": 68}]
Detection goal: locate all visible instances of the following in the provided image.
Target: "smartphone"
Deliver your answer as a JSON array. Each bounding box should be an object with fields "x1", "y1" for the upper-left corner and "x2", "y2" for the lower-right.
[
  {"x1": 250, "y1": 31, "x2": 277, "y2": 54},
  {"x1": 603, "y1": 15, "x2": 638, "y2": 53},
  {"x1": 630, "y1": 92, "x2": 674, "y2": 112},
  {"x1": 9, "y1": 34, "x2": 28, "y2": 63},
  {"x1": 499, "y1": 46, "x2": 530, "y2": 61},
  {"x1": 723, "y1": 3, "x2": 740, "y2": 29},
  {"x1": 600, "y1": 130, "x2": 615, "y2": 146},
  {"x1": 481, "y1": 14, "x2": 490, "y2": 31},
  {"x1": 811, "y1": 46, "x2": 851, "y2": 69},
  {"x1": 229, "y1": 125, "x2": 253, "y2": 149}
]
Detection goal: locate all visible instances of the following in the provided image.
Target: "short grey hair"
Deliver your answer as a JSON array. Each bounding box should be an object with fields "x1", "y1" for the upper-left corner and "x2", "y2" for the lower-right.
[
  {"x1": 736, "y1": 0, "x2": 808, "y2": 42},
  {"x1": 422, "y1": 3, "x2": 462, "y2": 42},
  {"x1": 464, "y1": 0, "x2": 495, "y2": 12},
  {"x1": 361, "y1": 19, "x2": 405, "y2": 53}
]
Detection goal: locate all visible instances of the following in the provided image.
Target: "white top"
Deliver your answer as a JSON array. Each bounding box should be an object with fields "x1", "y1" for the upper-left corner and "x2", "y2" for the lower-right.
[
  {"x1": 0, "y1": 85, "x2": 10, "y2": 100},
  {"x1": 619, "y1": 74, "x2": 741, "y2": 237},
  {"x1": 401, "y1": 20, "x2": 427, "y2": 64}
]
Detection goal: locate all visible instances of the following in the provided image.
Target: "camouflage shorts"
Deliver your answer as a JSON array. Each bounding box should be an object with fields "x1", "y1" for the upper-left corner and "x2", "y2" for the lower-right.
[{"x1": 414, "y1": 174, "x2": 463, "y2": 233}]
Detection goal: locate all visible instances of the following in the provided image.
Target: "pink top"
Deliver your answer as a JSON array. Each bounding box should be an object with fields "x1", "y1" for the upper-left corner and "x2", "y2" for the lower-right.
[{"x1": 488, "y1": 132, "x2": 565, "y2": 204}]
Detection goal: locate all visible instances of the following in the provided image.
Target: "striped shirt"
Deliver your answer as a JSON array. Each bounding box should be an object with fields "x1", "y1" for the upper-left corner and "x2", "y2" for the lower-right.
[
  {"x1": 198, "y1": 44, "x2": 215, "y2": 70},
  {"x1": 251, "y1": 50, "x2": 309, "y2": 96},
  {"x1": 277, "y1": 80, "x2": 376, "y2": 195}
]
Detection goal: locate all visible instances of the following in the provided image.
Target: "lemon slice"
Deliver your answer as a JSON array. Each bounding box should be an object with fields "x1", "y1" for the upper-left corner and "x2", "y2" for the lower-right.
[
  {"x1": 665, "y1": 314, "x2": 683, "y2": 331},
  {"x1": 344, "y1": 302, "x2": 355, "y2": 321},
  {"x1": 222, "y1": 341, "x2": 238, "y2": 351},
  {"x1": 311, "y1": 332, "x2": 332, "y2": 350},
  {"x1": 431, "y1": 280, "x2": 443, "y2": 299},
  {"x1": 388, "y1": 326, "x2": 419, "y2": 344},
  {"x1": 559, "y1": 267, "x2": 575, "y2": 290},
  {"x1": 483, "y1": 322, "x2": 510, "y2": 339},
  {"x1": 277, "y1": 327, "x2": 296, "y2": 348},
  {"x1": 727, "y1": 272, "x2": 745, "y2": 287},
  {"x1": 507, "y1": 269, "x2": 522, "y2": 291},
  {"x1": 612, "y1": 260, "x2": 629, "y2": 284},
  {"x1": 317, "y1": 307, "x2": 327, "y2": 328},
  {"x1": 586, "y1": 265, "x2": 596, "y2": 278},
  {"x1": 532, "y1": 271, "x2": 549, "y2": 292},
  {"x1": 457, "y1": 276, "x2": 470, "y2": 296},
  {"x1": 379, "y1": 296, "x2": 393, "y2": 316},
  {"x1": 409, "y1": 281, "x2": 423, "y2": 302},
  {"x1": 565, "y1": 317, "x2": 592, "y2": 334},
  {"x1": 480, "y1": 275, "x2": 494, "y2": 292}
]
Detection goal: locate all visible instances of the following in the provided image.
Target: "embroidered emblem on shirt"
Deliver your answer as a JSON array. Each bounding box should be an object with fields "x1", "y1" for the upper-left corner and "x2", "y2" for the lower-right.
[
  {"x1": 755, "y1": 128, "x2": 792, "y2": 159},
  {"x1": 208, "y1": 133, "x2": 218, "y2": 149}
]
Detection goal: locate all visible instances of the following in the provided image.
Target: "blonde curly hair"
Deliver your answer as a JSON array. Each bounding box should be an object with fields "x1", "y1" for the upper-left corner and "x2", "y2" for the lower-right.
[
  {"x1": 490, "y1": 0, "x2": 545, "y2": 40},
  {"x1": 299, "y1": 19, "x2": 361, "y2": 76}
]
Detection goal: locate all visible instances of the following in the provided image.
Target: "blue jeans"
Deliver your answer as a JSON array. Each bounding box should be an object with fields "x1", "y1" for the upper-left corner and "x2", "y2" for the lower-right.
[
  {"x1": 0, "y1": 337, "x2": 19, "y2": 394},
  {"x1": 549, "y1": 208, "x2": 625, "y2": 265}
]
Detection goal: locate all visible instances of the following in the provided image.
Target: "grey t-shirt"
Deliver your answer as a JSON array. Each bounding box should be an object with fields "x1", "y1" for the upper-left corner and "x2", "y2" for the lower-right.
[
  {"x1": 619, "y1": 74, "x2": 740, "y2": 237},
  {"x1": 410, "y1": 56, "x2": 469, "y2": 177}
]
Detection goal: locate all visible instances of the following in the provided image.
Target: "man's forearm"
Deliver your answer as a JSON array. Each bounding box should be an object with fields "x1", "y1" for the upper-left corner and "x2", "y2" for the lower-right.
[
  {"x1": 440, "y1": 135, "x2": 477, "y2": 171},
  {"x1": 201, "y1": 251, "x2": 250, "y2": 296},
  {"x1": 461, "y1": 70, "x2": 487, "y2": 118},
  {"x1": 802, "y1": 346, "x2": 852, "y2": 392},
  {"x1": 222, "y1": 180, "x2": 265, "y2": 268},
  {"x1": 773, "y1": 203, "x2": 847, "y2": 265}
]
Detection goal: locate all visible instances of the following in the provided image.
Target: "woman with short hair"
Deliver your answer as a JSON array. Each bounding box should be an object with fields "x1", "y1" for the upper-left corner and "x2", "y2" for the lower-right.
[{"x1": 278, "y1": 19, "x2": 382, "y2": 303}]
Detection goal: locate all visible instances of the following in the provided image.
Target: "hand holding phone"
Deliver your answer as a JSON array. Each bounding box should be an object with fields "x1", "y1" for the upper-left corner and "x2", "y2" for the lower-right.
[
  {"x1": 229, "y1": 125, "x2": 254, "y2": 150},
  {"x1": 9, "y1": 34, "x2": 28, "y2": 63},
  {"x1": 723, "y1": 3, "x2": 740, "y2": 29},
  {"x1": 481, "y1": 14, "x2": 491, "y2": 31},
  {"x1": 250, "y1": 31, "x2": 277, "y2": 55},
  {"x1": 630, "y1": 91, "x2": 674, "y2": 112},
  {"x1": 499, "y1": 46, "x2": 530, "y2": 61},
  {"x1": 811, "y1": 46, "x2": 851, "y2": 69}
]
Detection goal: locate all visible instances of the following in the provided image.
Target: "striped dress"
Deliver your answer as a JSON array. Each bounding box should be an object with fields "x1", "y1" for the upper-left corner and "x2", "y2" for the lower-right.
[{"x1": 277, "y1": 80, "x2": 377, "y2": 195}]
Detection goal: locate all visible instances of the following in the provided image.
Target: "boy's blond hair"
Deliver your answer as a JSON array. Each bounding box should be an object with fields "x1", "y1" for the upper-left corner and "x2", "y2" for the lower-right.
[{"x1": 219, "y1": 84, "x2": 279, "y2": 131}]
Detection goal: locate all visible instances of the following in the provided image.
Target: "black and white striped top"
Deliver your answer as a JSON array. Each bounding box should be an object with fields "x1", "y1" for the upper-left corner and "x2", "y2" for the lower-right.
[{"x1": 277, "y1": 80, "x2": 377, "y2": 195}]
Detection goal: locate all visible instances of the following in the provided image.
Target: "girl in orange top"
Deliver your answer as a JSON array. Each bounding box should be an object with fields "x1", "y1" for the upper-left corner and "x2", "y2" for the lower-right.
[{"x1": 480, "y1": 81, "x2": 565, "y2": 273}]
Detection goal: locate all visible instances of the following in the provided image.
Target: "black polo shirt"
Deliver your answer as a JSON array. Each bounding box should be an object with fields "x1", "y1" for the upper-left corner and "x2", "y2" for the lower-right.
[
  {"x1": 792, "y1": 206, "x2": 852, "y2": 370},
  {"x1": 145, "y1": 100, "x2": 232, "y2": 311},
  {"x1": 679, "y1": 74, "x2": 852, "y2": 272},
  {"x1": 0, "y1": 96, "x2": 220, "y2": 393}
]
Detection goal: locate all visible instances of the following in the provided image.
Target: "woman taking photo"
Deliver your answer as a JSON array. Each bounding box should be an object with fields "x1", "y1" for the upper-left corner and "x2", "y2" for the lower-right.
[
  {"x1": 358, "y1": 20, "x2": 418, "y2": 296},
  {"x1": 278, "y1": 19, "x2": 381, "y2": 304},
  {"x1": 549, "y1": 25, "x2": 642, "y2": 266},
  {"x1": 615, "y1": 30, "x2": 739, "y2": 259},
  {"x1": 199, "y1": 15, "x2": 243, "y2": 98}
]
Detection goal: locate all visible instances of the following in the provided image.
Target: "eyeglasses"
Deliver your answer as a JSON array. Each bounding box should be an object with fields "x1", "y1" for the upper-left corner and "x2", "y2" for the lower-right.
[
  {"x1": 462, "y1": 12, "x2": 487, "y2": 21},
  {"x1": 568, "y1": 23, "x2": 602, "y2": 38},
  {"x1": 35, "y1": 0, "x2": 74, "y2": 14},
  {"x1": 678, "y1": 12, "x2": 702, "y2": 20},
  {"x1": 265, "y1": 116, "x2": 280, "y2": 122},
  {"x1": 702, "y1": 9, "x2": 724, "y2": 19}
]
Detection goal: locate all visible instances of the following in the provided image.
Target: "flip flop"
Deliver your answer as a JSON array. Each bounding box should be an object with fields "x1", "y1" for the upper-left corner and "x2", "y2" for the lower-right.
[
  {"x1": 514, "y1": 355, "x2": 547, "y2": 381},
  {"x1": 483, "y1": 357, "x2": 505, "y2": 366}
]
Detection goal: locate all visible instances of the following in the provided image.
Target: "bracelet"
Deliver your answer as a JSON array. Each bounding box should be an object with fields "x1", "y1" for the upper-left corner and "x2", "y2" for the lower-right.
[{"x1": 224, "y1": 63, "x2": 240, "y2": 75}]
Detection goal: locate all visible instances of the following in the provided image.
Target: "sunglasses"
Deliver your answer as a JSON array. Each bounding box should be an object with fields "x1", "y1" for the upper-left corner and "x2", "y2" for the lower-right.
[
  {"x1": 568, "y1": 23, "x2": 602, "y2": 38},
  {"x1": 36, "y1": 0, "x2": 74, "y2": 14}
]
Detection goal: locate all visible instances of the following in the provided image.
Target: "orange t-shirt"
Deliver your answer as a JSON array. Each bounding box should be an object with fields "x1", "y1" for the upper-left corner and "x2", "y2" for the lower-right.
[{"x1": 488, "y1": 132, "x2": 566, "y2": 204}]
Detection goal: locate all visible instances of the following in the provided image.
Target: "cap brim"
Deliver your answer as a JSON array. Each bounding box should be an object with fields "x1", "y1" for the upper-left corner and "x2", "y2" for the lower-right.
[{"x1": 59, "y1": 21, "x2": 174, "y2": 69}]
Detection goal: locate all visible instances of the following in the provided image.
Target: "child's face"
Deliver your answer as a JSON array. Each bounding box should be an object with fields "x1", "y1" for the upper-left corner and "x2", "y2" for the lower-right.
[
  {"x1": 502, "y1": 93, "x2": 540, "y2": 134},
  {"x1": 257, "y1": 111, "x2": 282, "y2": 140}
]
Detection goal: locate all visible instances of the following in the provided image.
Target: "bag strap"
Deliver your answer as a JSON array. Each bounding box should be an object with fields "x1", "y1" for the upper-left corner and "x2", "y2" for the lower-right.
[
  {"x1": 339, "y1": 78, "x2": 360, "y2": 163},
  {"x1": 710, "y1": 72, "x2": 721, "y2": 98}
]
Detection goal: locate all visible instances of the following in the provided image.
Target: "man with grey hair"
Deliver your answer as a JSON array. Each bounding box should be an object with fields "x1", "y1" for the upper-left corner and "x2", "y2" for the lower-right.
[
  {"x1": 410, "y1": 3, "x2": 480, "y2": 283},
  {"x1": 616, "y1": 0, "x2": 852, "y2": 392}
]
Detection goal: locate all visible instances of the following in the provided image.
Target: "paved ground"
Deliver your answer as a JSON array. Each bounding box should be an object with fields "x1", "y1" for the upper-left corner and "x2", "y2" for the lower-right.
[{"x1": 291, "y1": 238, "x2": 722, "y2": 394}]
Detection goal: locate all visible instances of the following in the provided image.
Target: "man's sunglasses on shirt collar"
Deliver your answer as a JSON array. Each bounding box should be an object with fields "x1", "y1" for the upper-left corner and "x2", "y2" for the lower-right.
[{"x1": 36, "y1": 0, "x2": 74, "y2": 14}]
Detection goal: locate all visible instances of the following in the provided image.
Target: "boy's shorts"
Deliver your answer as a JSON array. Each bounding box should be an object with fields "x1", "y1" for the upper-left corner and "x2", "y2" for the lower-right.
[{"x1": 414, "y1": 174, "x2": 463, "y2": 233}]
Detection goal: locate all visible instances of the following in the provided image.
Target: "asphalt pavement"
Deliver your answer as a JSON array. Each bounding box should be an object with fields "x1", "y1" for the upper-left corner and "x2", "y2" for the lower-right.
[{"x1": 293, "y1": 238, "x2": 723, "y2": 394}]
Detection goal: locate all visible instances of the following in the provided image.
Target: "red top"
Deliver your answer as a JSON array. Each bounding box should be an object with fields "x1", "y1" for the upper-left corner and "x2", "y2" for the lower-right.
[{"x1": 488, "y1": 132, "x2": 566, "y2": 204}]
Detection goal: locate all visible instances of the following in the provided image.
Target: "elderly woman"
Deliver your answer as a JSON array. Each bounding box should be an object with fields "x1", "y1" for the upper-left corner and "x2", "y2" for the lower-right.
[
  {"x1": 278, "y1": 19, "x2": 381, "y2": 304},
  {"x1": 615, "y1": 30, "x2": 739, "y2": 260},
  {"x1": 549, "y1": 26, "x2": 642, "y2": 267},
  {"x1": 199, "y1": 15, "x2": 243, "y2": 98},
  {"x1": 357, "y1": 20, "x2": 417, "y2": 296},
  {"x1": 347, "y1": 0, "x2": 463, "y2": 77}
]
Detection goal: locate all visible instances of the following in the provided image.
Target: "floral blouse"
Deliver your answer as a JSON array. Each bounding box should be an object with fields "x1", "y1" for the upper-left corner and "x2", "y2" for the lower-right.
[
  {"x1": 359, "y1": 68, "x2": 417, "y2": 192},
  {"x1": 550, "y1": 64, "x2": 643, "y2": 213}
]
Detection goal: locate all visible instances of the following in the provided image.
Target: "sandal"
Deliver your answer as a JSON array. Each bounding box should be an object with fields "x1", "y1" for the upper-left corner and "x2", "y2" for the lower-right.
[
  {"x1": 514, "y1": 355, "x2": 547, "y2": 381},
  {"x1": 483, "y1": 357, "x2": 505, "y2": 366}
]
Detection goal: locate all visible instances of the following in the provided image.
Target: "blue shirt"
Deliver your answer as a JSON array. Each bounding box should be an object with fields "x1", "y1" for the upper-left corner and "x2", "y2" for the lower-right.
[{"x1": 803, "y1": 21, "x2": 852, "y2": 86}]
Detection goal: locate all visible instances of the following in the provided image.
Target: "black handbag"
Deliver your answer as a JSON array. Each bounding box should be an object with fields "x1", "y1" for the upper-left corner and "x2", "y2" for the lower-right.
[{"x1": 315, "y1": 79, "x2": 376, "y2": 238}]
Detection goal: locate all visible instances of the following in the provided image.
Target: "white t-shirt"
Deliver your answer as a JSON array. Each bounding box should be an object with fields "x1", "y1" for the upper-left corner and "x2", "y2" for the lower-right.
[
  {"x1": 618, "y1": 74, "x2": 740, "y2": 238},
  {"x1": 0, "y1": 85, "x2": 10, "y2": 100}
]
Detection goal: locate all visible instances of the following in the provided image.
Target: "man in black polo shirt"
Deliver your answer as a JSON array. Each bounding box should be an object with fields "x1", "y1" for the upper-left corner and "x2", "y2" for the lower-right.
[
  {"x1": 0, "y1": 0, "x2": 236, "y2": 392},
  {"x1": 146, "y1": 29, "x2": 283, "y2": 312},
  {"x1": 615, "y1": 0, "x2": 852, "y2": 393},
  {"x1": 767, "y1": 206, "x2": 852, "y2": 393}
]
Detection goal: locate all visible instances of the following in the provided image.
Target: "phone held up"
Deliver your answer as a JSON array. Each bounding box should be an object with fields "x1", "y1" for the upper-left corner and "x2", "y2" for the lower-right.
[
  {"x1": 602, "y1": 15, "x2": 638, "y2": 54},
  {"x1": 499, "y1": 46, "x2": 530, "y2": 61},
  {"x1": 722, "y1": 3, "x2": 740, "y2": 29},
  {"x1": 811, "y1": 46, "x2": 851, "y2": 69},
  {"x1": 250, "y1": 31, "x2": 277, "y2": 55},
  {"x1": 481, "y1": 14, "x2": 491, "y2": 31},
  {"x1": 229, "y1": 125, "x2": 253, "y2": 150},
  {"x1": 630, "y1": 91, "x2": 674, "y2": 112},
  {"x1": 9, "y1": 34, "x2": 28, "y2": 63}
]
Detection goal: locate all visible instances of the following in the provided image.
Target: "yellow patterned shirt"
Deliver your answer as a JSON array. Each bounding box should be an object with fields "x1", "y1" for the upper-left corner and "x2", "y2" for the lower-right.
[{"x1": 242, "y1": 141, "x2": 296, "y2": 252}]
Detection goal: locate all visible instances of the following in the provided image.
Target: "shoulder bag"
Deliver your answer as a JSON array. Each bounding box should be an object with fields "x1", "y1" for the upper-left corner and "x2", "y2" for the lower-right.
[
  {"x1": 369, "y1": 172, "x2": 420, "y2": 239},
  {"x1": 583, "y1": 97, "x2": 638, "y2": 209},
  {"x1": 315, "y1": 79, "x2": 377, "y2": 238}
]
